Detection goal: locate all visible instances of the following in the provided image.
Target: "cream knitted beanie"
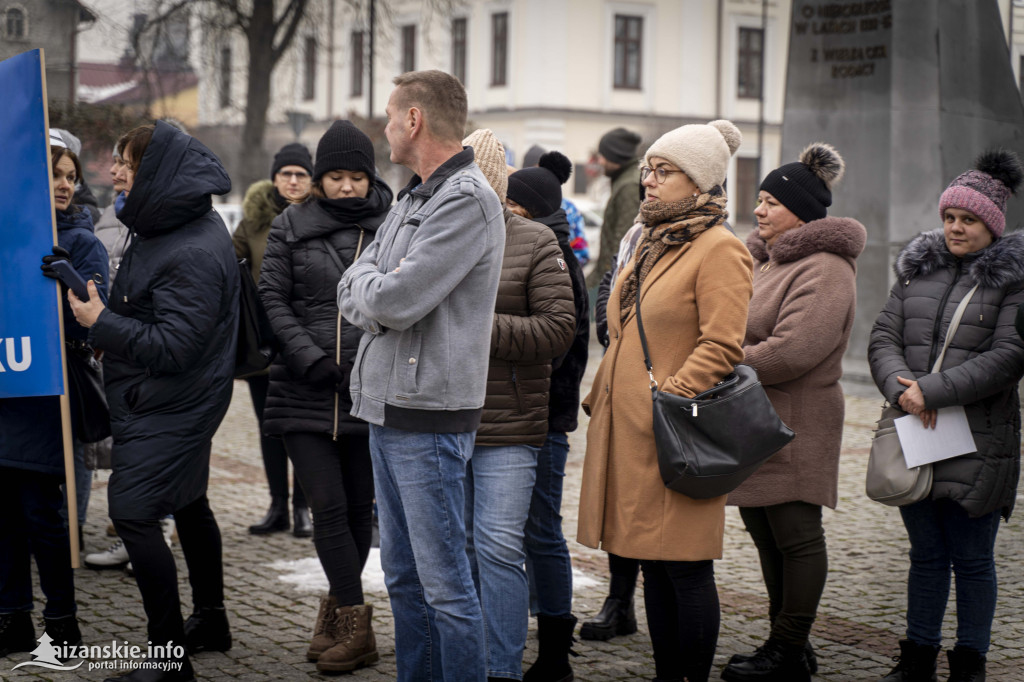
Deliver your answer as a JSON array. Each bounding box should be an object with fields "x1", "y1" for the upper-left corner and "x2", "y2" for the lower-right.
[
  {"x1": 644, "y1": 119, "x2": 742, "y2": 193},
  {"x1": 463, "y1": 128, "x2": 508, "y2": 204}
]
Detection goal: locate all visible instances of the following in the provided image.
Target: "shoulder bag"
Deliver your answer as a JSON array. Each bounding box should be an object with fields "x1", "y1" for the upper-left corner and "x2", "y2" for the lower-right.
[
  {"x1": 66, "y1": 340, "x2": 112, "y2": 444},
  {"x1": 635, "y1": 297, "x2": 795, "y2": 499},
  {"x1": 235, "y1": 258, "x2": 278, "y2": 378},
  {"x1": 865, "y1": 283, "x2": 979, "y2": 506}
]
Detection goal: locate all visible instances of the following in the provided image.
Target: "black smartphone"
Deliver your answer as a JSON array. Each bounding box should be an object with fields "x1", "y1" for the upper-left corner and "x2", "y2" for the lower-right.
[{"x1": 51, "y1": 260, "x2": 90, "y2": 301}]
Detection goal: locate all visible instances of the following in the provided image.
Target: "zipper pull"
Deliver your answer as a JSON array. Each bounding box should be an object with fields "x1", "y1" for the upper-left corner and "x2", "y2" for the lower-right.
[{"x1": 692, "y1": 404, "x2": 698, "y2": 417}]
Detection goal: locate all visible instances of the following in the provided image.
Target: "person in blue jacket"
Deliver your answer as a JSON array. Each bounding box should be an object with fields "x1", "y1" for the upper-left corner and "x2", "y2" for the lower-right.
[
  {"x1": 0, "y1": 140, "x2": 109, "y2": 658},
  {"x1": 68, "y1": 121, "x2": 239, "y2": 682}
]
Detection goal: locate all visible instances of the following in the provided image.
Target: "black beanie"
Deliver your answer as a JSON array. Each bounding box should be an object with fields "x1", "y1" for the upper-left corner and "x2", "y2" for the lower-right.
[
  {"x1": 759, "y1": 143, "x2": 846, "y2": 223},
  {"x1": 507, "y1": 151, "x2": 572, "y2": 219},
  {"x1": 314, "y1": 120, "x2": 376, "y2": 183},
  {"x1": 598, "y1": 127, "x2": 642, "y2": 164},
  {"x1": 270, "y1": 142, "x2": 313, "y2": 179}
]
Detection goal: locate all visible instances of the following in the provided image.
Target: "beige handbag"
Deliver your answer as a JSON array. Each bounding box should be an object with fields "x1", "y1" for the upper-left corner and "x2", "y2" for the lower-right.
[{"x1": 866, "y1": 283, "x2": 979, "y2": 506}]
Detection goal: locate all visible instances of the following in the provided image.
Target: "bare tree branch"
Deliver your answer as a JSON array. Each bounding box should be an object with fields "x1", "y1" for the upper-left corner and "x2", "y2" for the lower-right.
[{"x1": 271, "y1": 0, "x2": 311, "y2": 64}]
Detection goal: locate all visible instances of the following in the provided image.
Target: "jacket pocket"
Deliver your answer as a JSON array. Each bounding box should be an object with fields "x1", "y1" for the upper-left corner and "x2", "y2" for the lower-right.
[
  {"x1": 396, "y1": 329, "x2": 423, "y2": 397},
  {"x1": 510, "y1": 362, "x2": 524, "y2": 414}
]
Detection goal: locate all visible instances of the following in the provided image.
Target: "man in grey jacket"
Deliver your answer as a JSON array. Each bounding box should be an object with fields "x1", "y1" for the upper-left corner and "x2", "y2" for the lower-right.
[{"x1": 337, "y1": 70, "x2": 505, "y2": 682}]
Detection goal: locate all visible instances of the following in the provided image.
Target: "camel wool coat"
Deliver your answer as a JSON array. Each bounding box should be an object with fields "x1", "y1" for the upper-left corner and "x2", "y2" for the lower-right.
[
  {"x1": 728, "y1": 217, "x2": 866, "y2": 509},
  {"x1": 577, "y1": 224, "x2": 753, "y2": 561}
]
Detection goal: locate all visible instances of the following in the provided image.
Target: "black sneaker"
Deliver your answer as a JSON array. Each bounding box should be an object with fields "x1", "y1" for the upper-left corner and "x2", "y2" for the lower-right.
[{"x1": 184, "y1": 606, "x2": 232, "y2": 654}]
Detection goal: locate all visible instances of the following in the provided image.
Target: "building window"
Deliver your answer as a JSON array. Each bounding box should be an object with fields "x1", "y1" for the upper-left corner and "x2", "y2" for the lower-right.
[
  {"x1": 219, "y1": 46, "x2": 231, "y2": 108},
  {"x1": 303, "y1": 36, "x2": 316, "y2": 101},
  {"x1": 401, "y1": 24, "x2": 415, "y2": 73},
  {"x1": 491, "y1": 12, "x2": 507, "y2": 86},
  {"x1": 737, "y1": 27, "x2": 764, "y2": 99},
  {"x1": 452, "y1": 17, "x2": 467, "y2": 84},
  {"x1": 351, "y1": 31, "x2": 364, "y2": 97},
  {"x1": 735, "y1": 157, "x2": 760, "y2": 229},
  {"x1": 6, "y1": 7, "x2": 25, "y2": 39},
  {"x1": 613, "y1": 15, "x2": 642, "y2": 89}
]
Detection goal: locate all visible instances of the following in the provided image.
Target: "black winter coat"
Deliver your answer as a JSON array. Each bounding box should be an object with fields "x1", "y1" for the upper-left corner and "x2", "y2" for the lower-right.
[
  {"x1": 259, "y1": 184, "x2": 391, "y2": 437},
  {"x1": 869, "y1": 229, "x2": 1024, "y2": 519},
  {"x1": 89, "y1": 121, "x2": 238, "y2": 520},
  {"x1": 0, "y1": 207, "x2": 109, "y2": 476},
  {"x1": 534, "y1": 210, "x2": 589, "y2": 433}
]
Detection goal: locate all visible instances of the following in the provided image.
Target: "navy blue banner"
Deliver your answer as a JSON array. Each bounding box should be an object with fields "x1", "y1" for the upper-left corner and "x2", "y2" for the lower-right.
[{"x1": 0, "y1": 49, "x2": 64, "y2": 398}]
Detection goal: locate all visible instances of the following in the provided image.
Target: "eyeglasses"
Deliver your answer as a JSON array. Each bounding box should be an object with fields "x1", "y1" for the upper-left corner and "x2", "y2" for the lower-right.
[
  {"x1": 640, "y1": 166, "x2": 687, "y2": 185},
  {"x1": 277, "y1": 171, "x2": 310, "y2": 180}
]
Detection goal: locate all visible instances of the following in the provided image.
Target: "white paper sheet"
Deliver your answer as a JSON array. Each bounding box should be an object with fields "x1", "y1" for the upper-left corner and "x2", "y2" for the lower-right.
[{"x1": 894, "y1": 406, "x2": 977, "y2": 468}]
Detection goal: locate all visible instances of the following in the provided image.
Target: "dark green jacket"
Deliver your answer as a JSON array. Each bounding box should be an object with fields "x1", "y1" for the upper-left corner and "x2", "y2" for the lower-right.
[{"x1": 587, "y1": 161, "x2": 641, "y2": 288}]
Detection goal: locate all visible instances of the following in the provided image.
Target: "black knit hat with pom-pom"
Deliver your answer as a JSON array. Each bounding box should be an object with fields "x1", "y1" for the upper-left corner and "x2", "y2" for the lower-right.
[
  {"x1": 760, "y1": 142, "x2": 846, "y2": 223},
  {"x1": 507, "y1": 151, "x2": 573, "y2": 219}
]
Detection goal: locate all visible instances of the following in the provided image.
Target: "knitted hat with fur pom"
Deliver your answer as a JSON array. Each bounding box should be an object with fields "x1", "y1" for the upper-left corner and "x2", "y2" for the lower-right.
[
  {"x1": 760, "y1": 143, "x2": 845, "y2": 223},
  {"x1": 644, "y1": 119, "x2": 742, "y2": 194},
  {"x1": 939, "y1": 149, "x2": 1024, "y2": 238},
  {"x1": 463, "y1": 128, "x2": 508, "y2": 204},
  {"x1": 507, "y1": 151, "x2": 572, "y2": 219}
]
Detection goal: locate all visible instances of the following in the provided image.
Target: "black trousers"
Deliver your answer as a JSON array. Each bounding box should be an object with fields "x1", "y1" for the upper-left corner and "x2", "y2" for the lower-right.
[
  {"x1": 739, "y1": 501, "x2": 827, "y2": 646},
  {"x1": 641, "y1": 559, "x2": 719, "y2": 682},
  {"x1": 283, "y1": 432, "x2": 374, "y2": 606},
  {"x1": 246, "y1": 374, "x2": 305, "y2": 507},
  {"x1": 114, "y1": 494, "x2": 223, "y2": 648}
]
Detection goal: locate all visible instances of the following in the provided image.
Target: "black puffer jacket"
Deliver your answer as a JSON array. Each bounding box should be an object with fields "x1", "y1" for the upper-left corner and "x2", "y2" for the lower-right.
[
  {"x1": 869, "y1": 229, "x2": 1024, "y2": 519},
  {"x1": 89, "y1": 121, "x2": 238, "y2": 521},
  {"x1": 259, "y1": 182, "x2": 392, "y2": 437},
  {"x1": 476, "y1": 211, "x2": 575, "y2": 447},
  {"x1": 533, "y1": 210, "x2": 589, "y2": 433}
]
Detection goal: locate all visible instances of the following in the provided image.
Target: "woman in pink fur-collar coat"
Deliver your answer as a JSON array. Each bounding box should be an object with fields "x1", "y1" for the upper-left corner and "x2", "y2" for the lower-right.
[{"x1": 722, "y1": 144, "x2": 865, "y2": 682}]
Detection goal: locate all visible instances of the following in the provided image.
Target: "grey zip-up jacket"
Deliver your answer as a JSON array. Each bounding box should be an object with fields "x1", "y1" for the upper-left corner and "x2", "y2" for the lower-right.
[{"x1": 337, "y1": 147, "x2": 505, "y2": 432}]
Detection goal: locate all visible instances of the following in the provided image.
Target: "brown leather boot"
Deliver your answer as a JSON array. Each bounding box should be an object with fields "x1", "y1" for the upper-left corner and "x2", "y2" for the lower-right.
[
  {"x1": 305, "y1": 595, "x2": 340, "y2": 662},
  {"x1": 315, "y1": 604, "x2": 379, "y2": 673}
]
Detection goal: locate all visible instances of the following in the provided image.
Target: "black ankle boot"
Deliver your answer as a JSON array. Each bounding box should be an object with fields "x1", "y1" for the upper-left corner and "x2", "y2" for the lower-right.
[
  {"x1": 728, "y1": 639, "x2": 818, "y2": 675},
  {"x1": 44, "y1": 615, "x2": 82, "y2": 657},
  {"x1": 248, "y1": 498, "x2": 289, "y2": 535},
  {"x1": 524, "y1": 614, "x2": 577, "y2": 682},
  {"x1": 880, "y1": 639, "x2": 941, "y2": 682},
  {"x1": 947, "y1": 646, "x2": 986, "y2": 682},
  {"x1": 184, "y1": 606, "x2": 232, "y2": 654},
  {"x1": 579, "y1": 576, "x2": 637, "y2": 641},
  {"x1": 293, "y1": 504, "x2": 313, "y2": 538},
  {"x1": 721, "y1": 638, "x2": 810, "y2": 682},
  {"x1": 0, "y1": 611, "x2": 36, "y2": 657}
]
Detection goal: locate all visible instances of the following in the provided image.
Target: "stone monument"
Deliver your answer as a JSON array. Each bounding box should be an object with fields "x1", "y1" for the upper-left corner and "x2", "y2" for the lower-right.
[{"x1": 781, "y1": 0, "x2": 1024, "y2": 363}]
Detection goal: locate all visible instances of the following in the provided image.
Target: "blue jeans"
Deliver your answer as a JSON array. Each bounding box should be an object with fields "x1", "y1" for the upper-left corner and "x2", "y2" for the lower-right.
[
  {"x1": 899, "y1": 498, "x2": 1001, "y2": 652},
  {"x1": 524, "y1": 431, "x2": 574, "y2": 618},
  {"x1": 0, "y1": 468, "x2": 76, "y2": 618},
  {"x1": 465, "y1": 443, "x2": 538, "y2": 680},
  {"x1": 368, "y1": 425, "x2": 486, "y2": 682}
]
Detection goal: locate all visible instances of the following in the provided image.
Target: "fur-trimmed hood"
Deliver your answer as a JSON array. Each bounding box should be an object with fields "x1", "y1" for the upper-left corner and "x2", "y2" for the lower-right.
[
  {"x1": 241, "y1": 179, "x2": 283, "y2": 230},
  {"x1": 746, "y1": 216, "x2": 866, "y2": 264},
  {"x1": 894, "y1": 229, "x2": 1024, "y2": 290}
]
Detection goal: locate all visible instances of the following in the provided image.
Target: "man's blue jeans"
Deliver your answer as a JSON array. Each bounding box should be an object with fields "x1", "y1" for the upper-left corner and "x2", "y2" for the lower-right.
[
  {"x1": 465, "y1": 443, "x2": 538, "y2": 680},
  {"x1": 899, "y1": 498, "x2": 1001, "y2": 653},
  {"x1": 524, "y1": 431, "x2": 574, "y2": 618},
  {"x1": 369, "y1": 425, "x2": 486, "y2": 682}
]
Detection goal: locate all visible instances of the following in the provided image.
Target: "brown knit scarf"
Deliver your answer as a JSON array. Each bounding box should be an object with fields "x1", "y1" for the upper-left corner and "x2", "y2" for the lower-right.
[{"x1": 618, "y1": 186, "x2": 728, "y2": 323}]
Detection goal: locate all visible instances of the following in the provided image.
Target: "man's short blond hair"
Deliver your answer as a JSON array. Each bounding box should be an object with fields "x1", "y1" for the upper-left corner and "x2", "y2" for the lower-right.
[{"x1": 392, "y1": 70, "x2": 468, "y2": 143}]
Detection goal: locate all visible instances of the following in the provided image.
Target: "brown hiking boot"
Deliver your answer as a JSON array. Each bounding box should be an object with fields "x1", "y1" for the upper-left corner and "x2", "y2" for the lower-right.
[
  {"x1": 315, "y1": 604, "x2": 379, "y2": 673},
  {"x1": 305, "y1": 595, "x2": 340, "y2": 662}
]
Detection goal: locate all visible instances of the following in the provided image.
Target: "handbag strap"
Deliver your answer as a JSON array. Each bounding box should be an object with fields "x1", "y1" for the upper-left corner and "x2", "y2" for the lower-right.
[
  {"x1": 634, "y1": 296, "x2": 659, "y2": 389},
  {"x1": 931, "y1": 283, "x2": 979, "y2": 373}
]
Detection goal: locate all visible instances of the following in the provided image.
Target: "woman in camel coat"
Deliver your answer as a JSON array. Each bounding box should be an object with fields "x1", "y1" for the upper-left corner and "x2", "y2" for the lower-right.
[{"x1": 578, "y1": 120, "x2": 752, "y2": 682}]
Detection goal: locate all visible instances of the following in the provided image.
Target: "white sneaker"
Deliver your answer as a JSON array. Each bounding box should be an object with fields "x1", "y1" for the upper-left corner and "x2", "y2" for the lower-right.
[
  {"x1": 84, "y1": 540, "x2": 129, "y2": 569},
  {"x1": 161, "y1": 518, "x2": 176, "y2": 547}
]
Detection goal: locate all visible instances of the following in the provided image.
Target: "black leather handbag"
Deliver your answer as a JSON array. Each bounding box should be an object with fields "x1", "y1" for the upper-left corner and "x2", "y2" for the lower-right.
[
  {"x1": 66, "y1": 341, "x2": 112, "y2": 444},
  {"x1": 235, "y1": 258, "x2": 278, "y2": 378},
  {"x1": 635, "y1": 298, "x2": 795, "y2": 499}
]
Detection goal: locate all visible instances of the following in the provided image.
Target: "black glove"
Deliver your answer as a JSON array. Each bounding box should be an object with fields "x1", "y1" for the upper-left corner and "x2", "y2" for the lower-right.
[
  {"x1": 334, "y1": 364, "x2": 351, "y2": 394},
  {"x1": 306, "y1": 357, "x2": 345, "y2": 390},
  {"x1": 41, "y1": 245, "x2": 72, "y2": 280}
]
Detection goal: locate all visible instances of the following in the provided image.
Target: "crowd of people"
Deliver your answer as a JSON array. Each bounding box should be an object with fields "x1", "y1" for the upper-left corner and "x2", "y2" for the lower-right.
[{"x1": 1, "y1": 67, "x2": 1022, "y2": 682}]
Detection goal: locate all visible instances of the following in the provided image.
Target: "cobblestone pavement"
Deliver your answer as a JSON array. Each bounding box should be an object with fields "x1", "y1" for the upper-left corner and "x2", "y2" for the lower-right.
[{"x1": 7, "y1": 341, "x2": 1024, "y2": 681}]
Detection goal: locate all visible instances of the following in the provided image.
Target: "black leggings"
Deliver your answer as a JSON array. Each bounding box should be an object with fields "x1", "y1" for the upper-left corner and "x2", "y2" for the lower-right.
[
  {"x1": 246, "y1": 375, "x2": 305, "y2": 507},
  {"x1": 283, "y1": 432, "x2": 374, "y2": 606},
  {"x1": 114, "y1": 494, "x2": 223, "y2": 648},
  {"x1": 739, "y1": 502, "x2": 827, "y2": 646},
  {"x1": 641, "y1": 559, "x2": 719, "y2": 682}
]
